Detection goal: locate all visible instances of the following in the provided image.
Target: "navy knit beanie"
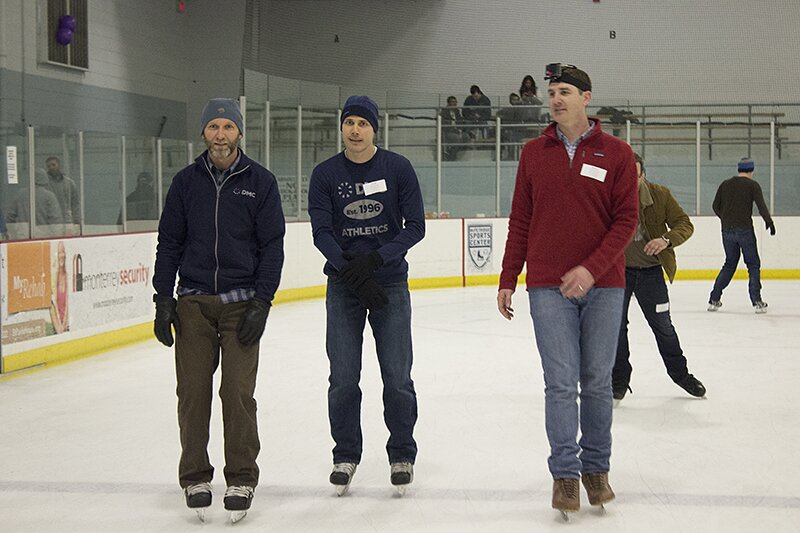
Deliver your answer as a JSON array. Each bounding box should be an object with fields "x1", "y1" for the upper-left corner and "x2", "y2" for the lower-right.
[
  {"x1": 200, "y1": 98, "x2": 243, "y2": 134},
  {"x1": 341, "y1": 95, "x2": 380, "y2": 132},
  {"x1": 738, "y1": 158, "x2": 755, "y2": 173}
]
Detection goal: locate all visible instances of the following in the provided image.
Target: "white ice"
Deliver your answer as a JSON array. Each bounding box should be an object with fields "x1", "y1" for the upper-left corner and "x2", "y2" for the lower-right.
[{"x1": 1, "y1": 280, "x2": 799, "y2": 532}]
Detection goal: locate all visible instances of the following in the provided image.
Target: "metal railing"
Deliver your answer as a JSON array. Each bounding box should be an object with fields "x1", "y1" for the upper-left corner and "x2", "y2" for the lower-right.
[
  {"x1": 2, "y1": 101, "x2": 798, "y2": 243},
  {"x1": 242, "y1": 100, "x2": 800, "y2": 220}
]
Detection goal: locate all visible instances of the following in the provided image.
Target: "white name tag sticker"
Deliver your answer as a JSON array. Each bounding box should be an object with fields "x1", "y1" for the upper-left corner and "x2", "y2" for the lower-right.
[
  {"x1": 580, "y1": 163, "x2": 607, "y2": 182},
  {"x1": 363, "y1": 179, "x2": 387, "y2": 196},
  {"x1": 655, "y1": 302, "x2": 670, "y2": 313}
]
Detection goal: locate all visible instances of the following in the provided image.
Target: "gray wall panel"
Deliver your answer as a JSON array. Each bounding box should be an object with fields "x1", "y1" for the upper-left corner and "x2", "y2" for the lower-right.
[{"x1": 246, "y1": 0, "x2": 800, "y2": 105}]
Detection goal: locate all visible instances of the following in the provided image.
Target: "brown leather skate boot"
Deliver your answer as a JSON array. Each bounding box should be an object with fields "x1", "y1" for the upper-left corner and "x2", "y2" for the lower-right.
[
  {"x1": 581, "y1": 472, "x2": 615, "y2": 506},
  {"x1": 552, "y1": 478, "x2": 580, "y2": 514}
]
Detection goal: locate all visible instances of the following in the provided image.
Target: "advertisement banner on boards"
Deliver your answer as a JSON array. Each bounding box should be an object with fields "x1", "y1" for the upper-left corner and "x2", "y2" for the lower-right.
[{"x1": 1, "y1": 234, "x2": 154, "y2": 347}]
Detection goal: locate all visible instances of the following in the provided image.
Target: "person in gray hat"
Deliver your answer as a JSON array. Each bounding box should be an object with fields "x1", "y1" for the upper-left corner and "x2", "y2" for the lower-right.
[
  {"x1": 152, "y1": 97, "x2": 285, "y2": 523},
  {"x1": 308, "y1": 95, "x2": 425, "y2": 496}
]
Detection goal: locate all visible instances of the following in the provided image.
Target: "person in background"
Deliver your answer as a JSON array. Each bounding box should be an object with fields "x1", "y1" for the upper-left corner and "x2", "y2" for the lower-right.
[
  {"x1": 519, "y1": 74, "x2": 543, "y2": 126},
  {"x1": 6, "y1": 168, "x2": 65, "y2": 230},
  {"x1": 497, "y1": 64, "x2": 638, "y2": 519},
  {"x1": 123, "y1": 171, "x2": 159, "y2": 223},
  {"x1": 308, "y1": 95, "x2": 425, "y2": 496},
  {"x1": 45, "y1": 156, "x2": 80, "y2": 228},
  {"x1": 708, "y1": 157, "x2": 775, "y2": 314},
  {"x1": 441, "y1": 95, "x2": 469, "y2": 161},
  {"x1": 463, "y1": 84, "x2": 492, "y2": 139},
  {"x1": 612, "y1": 153, "x2": 706, "y2": 405},
  {"x1": 152, "y1": 98, "x2": 285, "y2": 523},
  {"x1": 497, "y1": 93, "x2": 525, "y2": 160}
]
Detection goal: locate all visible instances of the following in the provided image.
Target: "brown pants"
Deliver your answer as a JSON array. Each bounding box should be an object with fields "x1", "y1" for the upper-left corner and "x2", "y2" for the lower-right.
[{"x1": 175, "y1": 295, "x2": 260, "y2": 488}]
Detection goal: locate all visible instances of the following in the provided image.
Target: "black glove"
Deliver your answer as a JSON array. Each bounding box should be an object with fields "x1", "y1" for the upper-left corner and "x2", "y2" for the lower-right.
[
  {"x1": 339, "y1": 251, "x2": 383, "y2": 289},
  {"x1": 237, "y1": 298, "x2": 270, "y2": 346},
  {"x1": 766, "y1": 221, "x2": 776, "y2": 236},
  {"x1": 154, "y1": 294, "x2": 180, "y2": 347},
  {"x1": 355, "y1": 278, "x2": 389, "y2": 311}
]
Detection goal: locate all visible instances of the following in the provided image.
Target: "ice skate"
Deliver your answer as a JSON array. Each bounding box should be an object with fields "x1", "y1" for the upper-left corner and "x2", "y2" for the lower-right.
[
  {"x1": 612, "y1": 382, "x2": 631, "y2": 408},
  {"x1": 223, "y1": 485, "x2": 254, "y2": 524},
  {"x1": 581, "y1": 472, "x2": 614, "y2": 513},
  {"x1": 184, "y1": 482, "x2": 212, "y2": 522},
  {"x1": 552, "y1": 478, "x2": 580, "y2": 521},
  {"x1": 329, "y1": 462, "x2": 357, "y2": 496},
  {"x1": 707, "y1": 299, "x2": 722, "y2": 312},
  {"x1": 676, "y1": 373, "x2": 706, "y2": 398},
  {"x1": 390, "y1": 462, "x2": 414, "y2": 496},
  {"x1": 753, "y1": 301, "x2": 768, "y2": 314}
]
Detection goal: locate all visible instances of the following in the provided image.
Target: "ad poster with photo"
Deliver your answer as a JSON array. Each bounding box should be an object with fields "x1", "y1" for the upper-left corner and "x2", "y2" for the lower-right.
[{"x1": 1, "y1": 234, "x2": 154, "y2": 349}]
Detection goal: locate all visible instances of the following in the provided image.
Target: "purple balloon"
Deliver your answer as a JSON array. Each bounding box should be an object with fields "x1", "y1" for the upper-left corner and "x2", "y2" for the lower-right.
[
  {"x1": 59, "y1": 15, "x2": 76, "y2": 31},
  {"x1": 56, "y1": 27, "x2": 73, "y2": 46}
]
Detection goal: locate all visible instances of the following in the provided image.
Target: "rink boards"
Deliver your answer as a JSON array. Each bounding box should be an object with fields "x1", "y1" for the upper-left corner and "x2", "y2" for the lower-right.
[{"x1": 1, "y1": 216, "x2": 797, "y2": 375}]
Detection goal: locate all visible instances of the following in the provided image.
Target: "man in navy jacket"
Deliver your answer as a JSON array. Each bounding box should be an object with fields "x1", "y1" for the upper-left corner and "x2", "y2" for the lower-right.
[{"x1": 152, "y1": 98, "x2": 285, "y2": 522}]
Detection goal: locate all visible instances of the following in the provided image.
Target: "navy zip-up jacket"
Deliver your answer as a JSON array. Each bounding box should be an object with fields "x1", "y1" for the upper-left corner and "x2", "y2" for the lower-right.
[{"x1": 153, "y1": 150, "x2": 285, "y2": 304}]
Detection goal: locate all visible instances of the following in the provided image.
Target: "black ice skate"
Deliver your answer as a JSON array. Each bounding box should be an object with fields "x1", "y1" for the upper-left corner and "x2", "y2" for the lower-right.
[
  {"x1": 330, "y1": 463, "x2": 357, "y2": 496},
  {"x1": 390, "y1": 462, "x2": 414, "y2": 496},
  {"x1": 676, "y1": 374, "x2": 707, "y2": 398},
  {"x1": 612, "y1": 381, "x2": 631, "y2": 408},
  {"x1": 184, "y1": 482, "x2": 212, "y2": 522},
  {"x1": 223, "y1": 485, "x2": 254, "y2": 524}
]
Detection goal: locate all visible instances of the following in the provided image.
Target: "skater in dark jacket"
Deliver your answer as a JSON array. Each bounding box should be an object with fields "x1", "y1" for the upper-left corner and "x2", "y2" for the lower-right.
[
  {"x1": 153, "y1": 98, "x2": 285, "y2": 523},
  {"x1": 708, "y1": 158, "x2": 775, "y2": 313}
]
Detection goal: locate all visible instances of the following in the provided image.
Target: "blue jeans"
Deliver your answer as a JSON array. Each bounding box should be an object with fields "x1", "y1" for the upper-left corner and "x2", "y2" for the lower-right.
[
  {"x1": 325, "y1": 279, "x2": 417, "y2": 465},
  {"x1": 710, "y1": 228, "x2": 762, "y2": 304},
  {"x1": 614, "y1": 266, "x2": 689, "y2": 386},
  {"x1": 528, "y1": 287, "x2": 624, "y2": 479}
]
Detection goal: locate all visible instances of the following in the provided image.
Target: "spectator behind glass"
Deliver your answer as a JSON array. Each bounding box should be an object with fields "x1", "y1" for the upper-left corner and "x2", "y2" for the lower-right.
[
  {"x1": 440, "y1": 96, "x2": 469, "y2": 161},
  {"x1": 497, "y1": 93, "x2": 525, "y2": 160},
  {"x1": 519, "y1": 74, "x2": 543, "y2": 124},
  {"x1": 118, "y1": 171, "x2": 158, "y2": 225},
  {"x1": 463, "y1": 84, "x2": 492, "y2": 139},
  {"x1": 45, "y1": 156, "x2": 80, "y2": 228},
  {"x1": 6, "y1": 168, "x2": 65, "y2": 231}
]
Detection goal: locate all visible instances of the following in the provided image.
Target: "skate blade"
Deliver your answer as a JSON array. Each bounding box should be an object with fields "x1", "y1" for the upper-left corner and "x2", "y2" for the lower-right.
[
  {"x1": 559, "y1": 510, "x2": 571, "y2": 522},
  {"x1": 336, "y1": 483, "x2": 351, "y2": 497},
  {"x1": 230, "y1": 510, "x2": 247, "y2": 524},
  {"x1": 599, "y1": 504, "x2": 607, "y2": 515},
  {"x1": 395, "y1": 484, "x2": 408, "y2": 496},
  {"x1": 612, "y1": 398, "x2": 621, "y2": 409},
  {"x1": 194, "y1": 508, "x2": 207, "y2": 523}
]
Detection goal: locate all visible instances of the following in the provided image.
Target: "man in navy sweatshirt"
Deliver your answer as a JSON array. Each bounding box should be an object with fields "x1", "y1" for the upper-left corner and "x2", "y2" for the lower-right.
[
  {"x1": 308, "y1": 95, "x2": 425, "y2": 496},
  {"x1": 152, "y1": 98, "x2": 285, "y2": 522}
]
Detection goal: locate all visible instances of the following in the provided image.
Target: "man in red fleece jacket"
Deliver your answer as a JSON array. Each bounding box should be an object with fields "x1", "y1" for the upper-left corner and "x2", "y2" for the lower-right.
[{"x1": 496, "y1": 64, "x2": 638, "y2": 519}]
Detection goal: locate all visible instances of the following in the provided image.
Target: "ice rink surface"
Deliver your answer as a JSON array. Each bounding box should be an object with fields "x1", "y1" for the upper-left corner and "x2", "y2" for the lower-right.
[{"x1": 1, "y1": 280, "x2": 799, "y2": 532}]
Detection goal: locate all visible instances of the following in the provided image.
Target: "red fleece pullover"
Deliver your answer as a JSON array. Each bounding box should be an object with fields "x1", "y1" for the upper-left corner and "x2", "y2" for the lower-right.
[{"x1": 499, "y1": 120, "x2": 638, "y2": 290}]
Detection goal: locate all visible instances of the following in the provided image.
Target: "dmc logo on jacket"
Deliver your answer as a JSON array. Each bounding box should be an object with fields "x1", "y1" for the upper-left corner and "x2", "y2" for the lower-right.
[{"x1": 233, "y1": 188, "x2": 256, "y2": 198}]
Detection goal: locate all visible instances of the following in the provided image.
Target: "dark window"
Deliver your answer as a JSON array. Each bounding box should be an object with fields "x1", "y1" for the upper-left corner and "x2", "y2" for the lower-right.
[{"x1": 47, "y1": 0, "x2": 88, "y2": 69}]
